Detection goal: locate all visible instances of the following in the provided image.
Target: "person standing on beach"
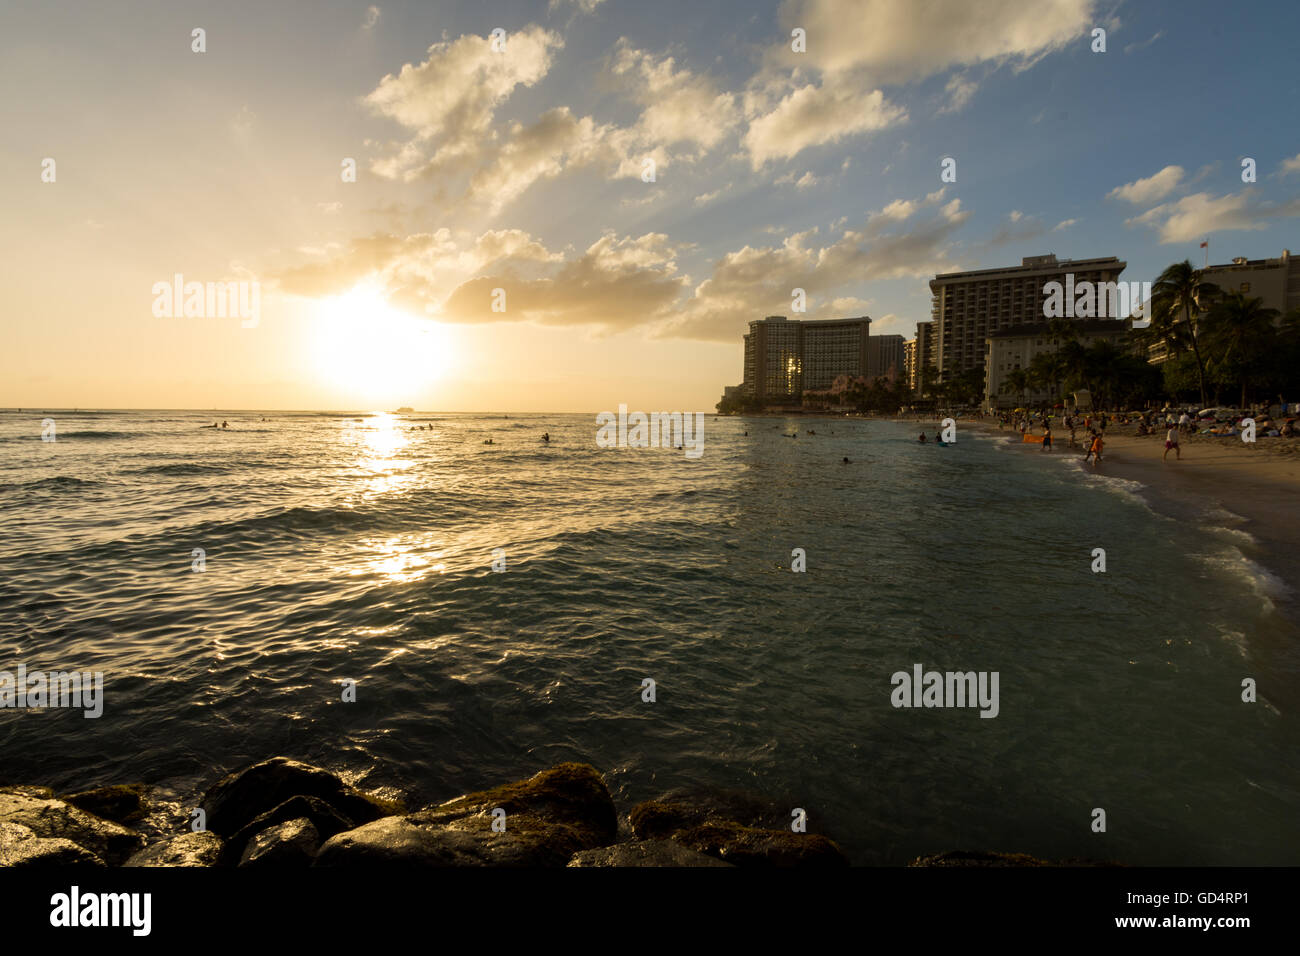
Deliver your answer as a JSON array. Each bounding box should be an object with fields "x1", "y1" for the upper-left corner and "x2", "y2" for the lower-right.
[
  {"x1": 1163, "y1": 425, "x2": 1181, "y2": 461},
  {"x1": 1042, "y1": 422, "x2": 1052, "y2": 452},
  {"x1": 1083, "y1": 429, "x2": 1097, "y2": 463},
  {"x1": 1090, "y1": 432, "x2": 1104, "y2": 465}
]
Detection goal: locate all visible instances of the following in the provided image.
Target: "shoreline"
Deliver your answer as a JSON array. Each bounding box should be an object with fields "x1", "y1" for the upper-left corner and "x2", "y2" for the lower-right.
[{"x1": 955, "y1": 417, "x2": 1300, "y2": 615}]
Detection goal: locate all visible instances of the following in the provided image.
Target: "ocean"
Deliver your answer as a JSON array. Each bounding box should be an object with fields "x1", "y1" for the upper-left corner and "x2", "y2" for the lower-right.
[{"x1": 1, "y1": 409, "x2": 1296, "y2": 864}]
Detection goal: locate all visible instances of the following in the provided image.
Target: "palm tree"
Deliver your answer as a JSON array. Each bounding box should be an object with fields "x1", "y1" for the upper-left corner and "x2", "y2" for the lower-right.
[
  {"x1": 1001, "y1": 367, "x2": 1030, "y2": 408},
  {"x1": 1203, "y1": 293, "x2": 1279, "y2": 408},
  {"x1": 1151, "y1": 260, "x2": 1220, "y2": 408}
]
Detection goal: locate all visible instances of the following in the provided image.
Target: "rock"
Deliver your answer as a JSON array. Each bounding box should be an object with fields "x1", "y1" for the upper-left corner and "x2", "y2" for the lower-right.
[
  {"x1": 628, "y1": 799, "x2": 710, "y2": 839},
  {"x1": 225, "y1": 794, "x2": 354, "y2": 862},
  {"x1": 629, "y1": 799, "x2": 848, "y2": 867},
  {"x1": 315, "y1": 816, "x2": 485, "y2": 867},
  {"x1": 567, "y1": 839, "x2": 734, "y2": 867},
  {"x1": 199, "y1": 757, "x2": 402, "y2": 837},
  {"x1": 316, "y1": 762, "x2": 617, "y2": 867},
  {"x1": 908, "y1": 850, "x2": 1122, "y2": 867},
  {"x1": 124, "y1": 831, "x2": 224, "y2": 867},
  {"x1": 0, "y1": 821, "x2": 105, "y2": 866},
  {"x1": 670, "y1": 821, "x2": 848, "y2": 867},
  {"x1": 0, "y1": 786, "x2": 145, "y2": 865},
  {"x1": 239, "y1": 817, "x2": 320, "y2": 867},
  {"x1": 63, "y1": 784, "x2": 149, "y2": 826}
]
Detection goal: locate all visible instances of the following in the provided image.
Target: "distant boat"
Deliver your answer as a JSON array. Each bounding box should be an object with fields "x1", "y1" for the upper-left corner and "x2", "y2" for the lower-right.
[{"x1": 393, "y1": 407, "x2": 414, "y2": 414}]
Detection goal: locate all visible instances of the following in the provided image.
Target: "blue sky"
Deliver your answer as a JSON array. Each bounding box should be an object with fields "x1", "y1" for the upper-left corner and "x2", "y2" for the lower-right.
[{"x1": 3, "y1": 0, "x2": 1298, "y2": 409}]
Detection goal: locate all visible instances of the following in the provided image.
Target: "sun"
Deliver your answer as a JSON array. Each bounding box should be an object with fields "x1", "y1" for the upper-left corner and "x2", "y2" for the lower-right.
[{"x1": 308, "y1": 283, "x2": 453, "y2": 402}]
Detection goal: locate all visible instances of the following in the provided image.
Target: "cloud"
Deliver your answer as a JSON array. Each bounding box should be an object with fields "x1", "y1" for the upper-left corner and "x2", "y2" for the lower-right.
[
  {"x1": 362, "y1": 5, "x2": 380, "y2": 30},
  {"x1": 666, "y1": 190, "x2": 969, "y2": 340},
  {"x1": 609, "y1": 42, "x2": 741, "y2": 155},
  {"x1": 1052, "y1": 218, "x2": 1077, "y2": 231},
  {"x1": 1108, "y1": 165, "x2": 1184, "y2": 204},
  {"x1": 549, "y1": 0, "x2": 606, "y2": 11},
  {"x1": 440, "y1": 232, "x2": 687, "y2": 329},
  {"x1": 983, "y1": 211, "x2": 1046, "y2": 247},
  {"x1": 938, "y1": 73, "x2": 979, "y2": 114},
  {"x1": 1125, "y1": 191, "x2": 1300, "y2": 243},
  {"x1": 743, "y1": 79, "x2": 906, "y2": 166},
  {"x1": 769, "y1": 0, "x2": 1095, "y2": 83},
  {"x1": 742, "y1": 0, "x2": 1092, "y2": 165},
  {"x1": 1123, "y1": 30, "x2": 1162, "y2": 54},
  {"x1": 1281, "y1": 152, "x2": 1300, "y2": 177},
  {"x1": 364, "y1": 26, "x2": 564, "y2": 182},
  {"x1": 694, "y1": 187, "x2": 729, "y2": 206},
  {"x1": 275, "y1": 229, "x2": 685, "y2": 333},
  {"x1": 775, "y1": 170, "x2": 820, "y2": 189}
]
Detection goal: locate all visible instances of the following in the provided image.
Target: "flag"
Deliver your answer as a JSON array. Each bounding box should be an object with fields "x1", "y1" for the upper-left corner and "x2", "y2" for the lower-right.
[{"x1": 1200, "y1": 240, "x2": 1208, "y2": 248}]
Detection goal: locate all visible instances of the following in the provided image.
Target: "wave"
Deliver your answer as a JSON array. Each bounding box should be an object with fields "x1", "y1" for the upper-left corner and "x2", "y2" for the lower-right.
[
  {"x1": 0, "y1": 475, "x2": 102, "y2": 492},
  {"x1": 131, "y1": 462, "x2": 232, "y2": 477},
  {"x1": 58, "y1": 430, "x2": 151, "y2": 441}
]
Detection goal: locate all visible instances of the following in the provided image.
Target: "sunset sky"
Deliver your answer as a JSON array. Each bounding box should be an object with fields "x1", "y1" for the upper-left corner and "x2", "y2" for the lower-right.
[{"x1": 4, "y1": 0, "x2": 1298, "y2": 412}]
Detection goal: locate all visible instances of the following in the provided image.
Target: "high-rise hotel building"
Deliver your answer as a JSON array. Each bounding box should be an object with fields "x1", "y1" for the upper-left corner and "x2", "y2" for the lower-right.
[
  {"x1": 742, "y1": 315, "x2": 871, "y2": 402},
  {"x1": 928, "y1": 254, "x2": 1125, "y2": 380}
]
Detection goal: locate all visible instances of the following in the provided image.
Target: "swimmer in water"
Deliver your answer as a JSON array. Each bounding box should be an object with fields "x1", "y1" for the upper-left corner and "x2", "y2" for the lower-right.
[
  {"x1": 918, "y1": 432, "x2": 927, "y2": 443},
  {"x1": 842, "y1": 457, "x2": 850, "y2": 464},
  {"x1": 542, "y1": 432, "x2": 550, "y2": 442}
]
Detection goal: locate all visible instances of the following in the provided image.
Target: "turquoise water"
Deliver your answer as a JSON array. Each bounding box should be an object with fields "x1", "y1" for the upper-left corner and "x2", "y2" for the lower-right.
[{"x1": 1, "y1": 410, "x2": 1296, "y2": 864}]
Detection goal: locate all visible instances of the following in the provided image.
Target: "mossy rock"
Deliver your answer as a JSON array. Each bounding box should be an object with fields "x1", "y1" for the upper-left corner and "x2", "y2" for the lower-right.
[
  {"x1": 0, "y1": 787, "x2": 144, "y2": 864},
  {"x1": 317, "y1": 762, "x2": 618, "y2": 867},
  {"x1": 63, "y1": 784, "x2": 149, "y2": 826},
  {"x1": 672, "y1": 821, "x2": 848, "y2": 867},
  {"x1": 125, "y1": 831, "x2": 224, "y2": 867},
  {"x1": 0, "y1": 821, "x2": 106, "y2": 866},
  {"x1": 199, "y1": 757, "x2": 402, "y2": 837}
]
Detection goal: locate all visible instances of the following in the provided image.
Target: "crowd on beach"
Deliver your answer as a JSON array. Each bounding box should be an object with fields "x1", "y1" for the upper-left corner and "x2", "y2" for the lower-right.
[{"x1": 994, "y1": 403, "x2": 1300, "y2": 465}]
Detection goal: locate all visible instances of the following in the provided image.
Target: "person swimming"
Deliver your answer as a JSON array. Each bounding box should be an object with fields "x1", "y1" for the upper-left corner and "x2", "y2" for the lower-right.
[
  {"x1": 221, "y1": 421, "x2": 228, "y2": 429},
  {"x1": 918, "y1": 432, "x2": 927, "y2": 443},
  {"x1": 842, "y1": 456, "x2": 850, "y2": 463},
  {"x1": 542, "y1": 432, "x2": 550, "y2": 442}
]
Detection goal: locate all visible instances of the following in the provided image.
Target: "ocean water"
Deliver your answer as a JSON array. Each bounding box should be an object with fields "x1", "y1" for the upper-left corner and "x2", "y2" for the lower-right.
[{"x1": 1, "y1": 410, "x2": 1297, "y2": 865}]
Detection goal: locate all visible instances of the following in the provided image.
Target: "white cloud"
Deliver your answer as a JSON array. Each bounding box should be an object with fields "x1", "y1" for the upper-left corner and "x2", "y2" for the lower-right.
[
  {"x1": 1281, "y1": 152, "x2": 1300, "y2": 177},
  {"x1": 938, "y1": 73, "x2": 979, "y2": 114},
  {"x1": 743, "y1": 79, "x2": 906, "y2": 166},
  {"x1": 1108, "y1": 165, "x2": 1184, "y2": 204},
  {"x1": 1123, "y1": 30, "x2": 1162, "y2": 54},
  {"x1": 1126, "y1": 191, "x2": 1300, "y2": 243},
  {"x1": 364, "y1": 27, "x2": 564, "y2": 182},
  {"x1": 769, "y1": 0, "x2": 1095, "y2": 83},
  {"x1": 362, "y1": 5, "x2": 380, "y2": 30},
  {"x1": 666, "y1": 190, "x2": 969, "y2": 340},
  {"x1": 1053, "y1": 218, "x2": 1077, "y2": 231}
]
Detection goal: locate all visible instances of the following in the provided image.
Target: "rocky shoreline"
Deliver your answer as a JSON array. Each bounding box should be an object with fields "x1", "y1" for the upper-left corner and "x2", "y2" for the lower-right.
[{"x1": 0, "y1": 758, "x2": 1105, "y2": 867}]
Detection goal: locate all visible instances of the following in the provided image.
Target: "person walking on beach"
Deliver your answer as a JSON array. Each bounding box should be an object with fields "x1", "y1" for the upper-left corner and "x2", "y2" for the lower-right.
[
  {"x1": 1042, "y1": 422, "x2": 1052, "y2": 452},
  {"x1": 1163, "y1": 425, "x2": 1181, "y2": 461},
  {"x1": 1083, "y1": 429, "x2": 1098, "y2": 463},
  {"x1": 1089, "y1": 432, "x2": 1104, "y2": 465}
]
